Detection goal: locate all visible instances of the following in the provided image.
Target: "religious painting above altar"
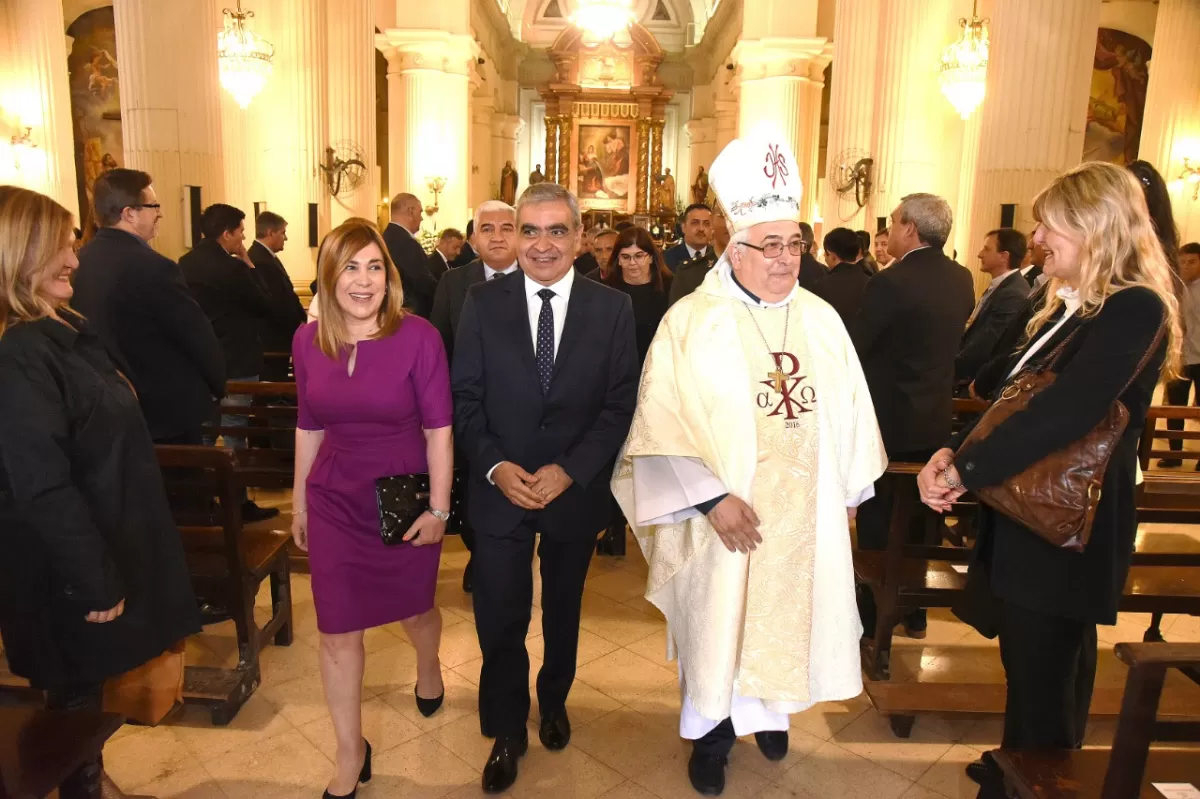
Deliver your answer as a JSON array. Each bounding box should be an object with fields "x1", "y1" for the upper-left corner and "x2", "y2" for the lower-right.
[{"x1": 574, "y1": 121, "x2": 636, "y2": 212}]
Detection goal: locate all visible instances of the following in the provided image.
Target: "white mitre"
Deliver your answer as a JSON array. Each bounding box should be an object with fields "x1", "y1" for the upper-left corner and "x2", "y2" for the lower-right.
[{"x1": 707, "y1": 124, "x2": 803, "y2": 232}]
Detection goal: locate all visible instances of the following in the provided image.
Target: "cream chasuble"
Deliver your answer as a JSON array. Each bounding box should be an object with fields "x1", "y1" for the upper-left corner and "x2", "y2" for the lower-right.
[{"x1": 612, "y1": 260, "x2": 887, "y2": 723}]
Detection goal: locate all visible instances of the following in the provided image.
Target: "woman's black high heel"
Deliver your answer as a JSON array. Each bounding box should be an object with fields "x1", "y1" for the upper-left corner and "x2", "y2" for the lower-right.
[
  {"x1": 415, "y1": 683, "x2": 445, "y2": 717},
  {"x1": 322, "y1": 739, "x2": 371, "y2": 798}
]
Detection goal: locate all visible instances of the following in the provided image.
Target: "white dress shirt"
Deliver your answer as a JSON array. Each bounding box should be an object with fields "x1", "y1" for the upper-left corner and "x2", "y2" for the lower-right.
[
  {"x1": 524, "y1": 266, "x2": 575, "y2": 362},
  {"x1": 483, "y1": 261, "x2": 519, "y2": 281},
  {"x1": 1007, "y1": 286, "x2": 1082, "y2": 379}
]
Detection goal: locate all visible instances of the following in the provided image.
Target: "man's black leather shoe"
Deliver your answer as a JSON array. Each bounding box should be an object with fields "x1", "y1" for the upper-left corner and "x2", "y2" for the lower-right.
[
  {"x1": 687, "y1": 749, "x2": 727, "y2": 796},
  {"x1": 482, "y1": 733, "x2": 528, "y2": 794},
  {"x1": 754, "y1": 730, "x2": 789, "y2": 761},
  {"x1": 539, "y1": 709, "x2": 571, "y2": 750},
  {"x1": 462, "y1": 558, "x2": 474, "y2": 594},
  {"x1": 965, "y1": 750, "x2": 1002, "y2": 786}
]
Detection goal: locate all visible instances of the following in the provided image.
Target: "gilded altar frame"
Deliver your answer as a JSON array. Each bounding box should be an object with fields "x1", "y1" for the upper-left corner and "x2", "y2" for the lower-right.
[{"x1": 570, "y1": 111, "x2": 639, "y2": 214}]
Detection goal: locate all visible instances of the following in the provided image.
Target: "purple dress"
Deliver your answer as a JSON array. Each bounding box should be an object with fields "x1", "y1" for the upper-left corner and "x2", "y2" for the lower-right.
[{"x1": 292, "y1": 318, "x2": 452, "y2": 634}]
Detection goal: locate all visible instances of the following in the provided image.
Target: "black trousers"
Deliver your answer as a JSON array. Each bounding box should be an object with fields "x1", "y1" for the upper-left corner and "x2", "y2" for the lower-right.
[
  {"x1": 998, "y1": 600, "x2": 1097, "y2": 749},
  {"x1": 46, "y1": 683, "x2": 106, "y2": 798},
  {"x1": 473, "y1": 520, "x2": 595, "y2": 738},
  {"x1": 1164, "y1": 364, "x2": 1200, "y2": 451}
]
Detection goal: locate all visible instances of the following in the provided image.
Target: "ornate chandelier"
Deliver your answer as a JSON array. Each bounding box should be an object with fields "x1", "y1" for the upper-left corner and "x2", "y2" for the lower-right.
[
  {"x1": 939, "y1": 0, "x2": 990, "y2": 120},
  {"x1": 217, "y1": 1, "x2": 274, "y2": 109},
  {"x1": 570, "y1": 0, "x2": 636, "y2": 42}
]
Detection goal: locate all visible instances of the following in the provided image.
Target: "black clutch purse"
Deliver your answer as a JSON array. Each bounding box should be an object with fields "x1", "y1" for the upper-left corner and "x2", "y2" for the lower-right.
[{"x1": 375, "y1": 474, "x2": 432, "y2": 546}]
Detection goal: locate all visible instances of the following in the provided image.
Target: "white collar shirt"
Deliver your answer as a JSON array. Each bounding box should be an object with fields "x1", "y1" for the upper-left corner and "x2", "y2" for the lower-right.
[
  {"x1": 483, "y1": 261, "x2": 519, "y2": 281},
  {"x1": 523, "y1": 266, "x2": 576, "y2": 363}
]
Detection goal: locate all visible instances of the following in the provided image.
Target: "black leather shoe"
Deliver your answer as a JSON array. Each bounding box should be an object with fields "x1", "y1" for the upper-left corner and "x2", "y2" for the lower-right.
[
  {"x1": 539, "y1": 709, "x2": 571, "y2": 750},
  {"x1": 242, "y1": 501, "x2": 280, "y2": 523},
  {"x1": 965, "y1": 750, "x2": 1002, "y2": 786},
  {"x1": 687, "y1": 749, "x2": 727, "y2": 796},
  {"x1": 754, "y1": 730, "x2": 788, "y2": 761},
  {"x1": 462, "y1": 558, "x2": 474, "y2": 593},
  {"x1": 322, "y1": 739, "x2": 371, "y2": 798},
  {"x1": 482, "y1": 733, "x2": 528, "y2": 794},
  {"x1": 1158, "y1": 458, "x2": 1183, "y2": 468},
  {"x1": 902, "y1": 608, "x2": 927, "y2": 640}
]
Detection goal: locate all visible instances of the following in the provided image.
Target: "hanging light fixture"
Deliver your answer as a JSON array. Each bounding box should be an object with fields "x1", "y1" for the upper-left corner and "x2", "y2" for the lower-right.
[
  {"x1": 570, "y1": 0, "x2": 636, "y2": 42},
  {"x1": 217, "y1": 1, "x2": 274, "y2": 109},
  {"x1": 939, "y1": 0, "x2": 990, "y2": 120}
]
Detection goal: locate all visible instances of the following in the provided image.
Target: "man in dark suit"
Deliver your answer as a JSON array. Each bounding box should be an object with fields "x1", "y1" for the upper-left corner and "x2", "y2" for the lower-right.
[
  {"x1": 453, "y1": 183, "x2": 638, "y2": 794},
  {"x1": 431, "y1": 200, "x2": 520, "y2": 592},
  {"x1": 451, "y1": 220, "x2": 478, "y2": 268},
  {"x1": 851, "y1": 192, "x2": 975, "y2": 637},
  {"x1": 249, "y1": 211, "x2": 306, "y2": 381},
  {"x1": 956, "y1": 228, "x2": 1030, "y2": 385},
  {"x1": 663, "y1": 203, "x2": 715, "y2": 271},
  {"x1": 583, "y1": 228, "x2": 618, "y2": 281},
  {"x1": 1020, "y1": 235, "x2": 1046, "y2": 287},
  {"x1": 73, "y1": 168, "x2": 225, "y2": 447},
  {"x1": 382, "y1": 192, "x2": 438, "y2": 318},
  {"x1": 797, "y1": 221, "x2": 828, "y2": 291},
  {"x1": 814, "y1": 226, "x2": 872, "y2": 328},
  {"x1": 428, "y1": 228, "x2": 465, "y2": 281}
]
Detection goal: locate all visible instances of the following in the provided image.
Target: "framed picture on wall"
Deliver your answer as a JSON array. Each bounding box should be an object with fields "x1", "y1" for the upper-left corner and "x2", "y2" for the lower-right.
[
  {"x1": 591, "y1": 210, "x2": 614, "y2": 230},
  {"x1": 571, "y1": 118, "x2": 638, "y2": 214},
  {"x1": 632, "y1": 214, "x2": 652, "y2": 230}
]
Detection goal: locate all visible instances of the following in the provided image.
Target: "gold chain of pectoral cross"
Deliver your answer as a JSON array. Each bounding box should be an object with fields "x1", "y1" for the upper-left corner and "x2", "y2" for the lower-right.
[{"x1": 743, "y1": 302, "x2": 791, "y2": 394}]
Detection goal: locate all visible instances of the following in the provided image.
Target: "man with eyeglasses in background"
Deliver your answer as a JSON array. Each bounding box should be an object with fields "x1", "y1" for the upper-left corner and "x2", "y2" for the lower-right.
[{"x1": 73, "y1": 168, "x2": 226, "y2": 447}]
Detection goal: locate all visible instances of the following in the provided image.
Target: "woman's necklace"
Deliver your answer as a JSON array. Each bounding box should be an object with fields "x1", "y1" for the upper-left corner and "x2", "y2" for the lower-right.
[{"x1": 742, "y1": 302, "x2": 791, "y2": 394}]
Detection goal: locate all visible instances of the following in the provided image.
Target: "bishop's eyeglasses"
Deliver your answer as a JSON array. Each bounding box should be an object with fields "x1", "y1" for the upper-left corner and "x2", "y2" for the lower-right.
[{"x1": 738, "y1": 239, "x2": 807, "y2": 259}]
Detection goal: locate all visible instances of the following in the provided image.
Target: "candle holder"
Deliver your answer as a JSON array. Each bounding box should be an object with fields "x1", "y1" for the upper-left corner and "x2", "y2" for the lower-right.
[{"x1": 425, "y1": 176, "x2": 447, "y2": 218}]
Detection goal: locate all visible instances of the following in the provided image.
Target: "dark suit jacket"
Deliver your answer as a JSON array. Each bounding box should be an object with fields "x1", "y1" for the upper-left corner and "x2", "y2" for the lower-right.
[
  {"x1": 179, "y1": 238, "x2": 275, "y2": 379},
  {"x1": 72, "y1": 228, "x2": 225, "y2": 442},
  {"x1": 248, "y1": 240, "x2": 306, "y2": 361},
  {"x1": 666, "y1": 249, "x2": 718, "y2": 307},
  {"x1": 430, "y1": 259, "x2": 488, "y2": 358},
  {"x1": 951, "y1": 287, "x2": 1166, "y2": 624},
  {"x1": 798, "y1": 252, "x2": 827, "y2": 292},
  {"x1": 574, "y1": 252, "x2": 599, "y2": 275},
  {"x1": 851, "y1": 246, "x2": 975, "y2": 453},
  {"x1": 428, "y1": 250, "x2": 451, "y2": 281},
  {"x1": 955, "y1": 270, "x2": 1031, "y2": 382},
  {"x1": 1023, "y1": 264, "x2": 1043, "y2": 287},
  {"x1": 450, "y1": 241, "x2": 476, "y2": 269},
  {"x1": 452, "y1": 272, "x2": 639, "y2": 539},
  {"x1": 664, "y1": 242, "x2": 713, "y2": 272},
  {"x1": 813, "y1": 259, "x2": 871, "y2": 329},
  {"x1": 383, "y1": 222, "x2": 438, "y2": 318},
  {"x1": 972, "y1": 282, "x2": 1050, "y2": 398}
]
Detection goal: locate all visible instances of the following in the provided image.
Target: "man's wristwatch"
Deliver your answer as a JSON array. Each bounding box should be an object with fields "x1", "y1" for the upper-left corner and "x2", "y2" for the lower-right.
[{"x1": 429, "y1": 508, "x2": 451, "y2": 522}]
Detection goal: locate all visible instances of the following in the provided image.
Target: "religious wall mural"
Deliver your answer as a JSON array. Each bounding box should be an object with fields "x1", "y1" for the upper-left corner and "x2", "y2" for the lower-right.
[
  {"x1": 1083, "y1": 27, "x2": 1151, "y2": 165},
  {"x1": 66, "y1": 6, "x2": 124, "y2": 233},
  {"x1": 573, "y1": 122, "x2": 634, "y2": 212}
]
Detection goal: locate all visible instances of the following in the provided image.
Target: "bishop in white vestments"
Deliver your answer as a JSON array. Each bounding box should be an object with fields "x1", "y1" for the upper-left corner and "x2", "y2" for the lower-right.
[{"x1": 611, "y1": 126, "x2": 887, "y2": 796}]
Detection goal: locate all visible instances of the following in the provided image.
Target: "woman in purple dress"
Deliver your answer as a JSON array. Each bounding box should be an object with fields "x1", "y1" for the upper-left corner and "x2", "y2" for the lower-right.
[{"x1": 291, "y1": 220, "x2": 453, "y2": 799}]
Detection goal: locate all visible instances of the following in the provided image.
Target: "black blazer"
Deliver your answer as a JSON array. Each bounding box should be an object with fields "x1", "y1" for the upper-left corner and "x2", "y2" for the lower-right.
[
  {"x1": 851, "y1": 246, "x2": 975, "y2": 453},
  {"x1": 73, "y1": 228, "x2": 225, "y2": 442},
  {"x1": 1023, "y1": 264, "x2": 1043, "y2": 287},
  {"x1": 450, "y1": 241, "x2": 476, "y2": 269},
  {"x1": 664, "y1": 242, "x2": 713, "y2": 272},
  {"x1": 0, "y1": 318, "x2": 202, "y2": 689},
  {"x1": 973, "y1": 282, "x2": 1050, "y2": 398},
  {"x1": 574, "y1": 252, "x2": 599, "y2": 275},
  {"x1": 813, "y1": 259, "x2": 871, "y2": 329},
  {"x1": 428, "y1": 250, "x2": 451, "y2": 281},
  {"x1": 951, "y1": 287, "x2": 1167, "y2": 624},
  {"x1": 452, "y1": 272, "x2": 639, "y2": 539},
  {"x1": 667, "y1": 249, "x2": 718, "y2": 308},
  {"x1": 248, "y1": 240, "x2": 306, "y2": 360},
  {"x1": 798, "y1": 252, "x2": 828, "y2": 292},
  {"x1": 956, "y1": 270, "x2": 1031, "y2": 382},
  {"x1": 430, "y1": 259, "x2": 488, "y2": 358},
  {"x1": 179, "y1": 238, "x2": 276, "y2": 379},
  {"x1": 383, "y1": 222, "x2": 437, "y2": 319}
]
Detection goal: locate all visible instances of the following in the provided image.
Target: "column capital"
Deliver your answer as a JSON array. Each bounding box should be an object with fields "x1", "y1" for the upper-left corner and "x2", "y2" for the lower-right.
[
  {"x1": 684, "y1": 118, "x2": 716, "y2": 144},
  {"x1": 491, "y1": 114, "x2": 523, "y2": 140},
  {"x1": 732, "y1": 37, "x2": 833, "y2": 82},
  {"x1": 377, "y1": 29, "x2": 479, "y2": 77}
]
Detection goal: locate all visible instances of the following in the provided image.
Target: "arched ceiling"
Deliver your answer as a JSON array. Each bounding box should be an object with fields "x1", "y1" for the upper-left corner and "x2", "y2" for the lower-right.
[{"x1": 507, "y1": 0, "x2": 710, "y2": 49}]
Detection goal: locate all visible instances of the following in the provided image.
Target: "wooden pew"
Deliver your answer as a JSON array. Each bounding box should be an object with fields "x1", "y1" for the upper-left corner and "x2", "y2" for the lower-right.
[
  {"x1": 155, "y1": 445, "x2": 293, "y2": 725},
  {"x1": 0, "y1": 705, "x2": 123, "y2": 799},
  {"x1": 994, "y1": 642, "x2": 1200, "y2": 799}
]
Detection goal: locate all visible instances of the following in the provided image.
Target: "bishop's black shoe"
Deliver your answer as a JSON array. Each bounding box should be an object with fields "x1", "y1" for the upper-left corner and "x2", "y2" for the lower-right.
[
  {"x1": 482, "y1": 732, "x2": 528, "y2": 794},
  {"x1": 753, "y1": 730, "x2": 789, "y2": 761},
  {"x1": 687, "y1": 749, "x2": 727, "y2": 796}
]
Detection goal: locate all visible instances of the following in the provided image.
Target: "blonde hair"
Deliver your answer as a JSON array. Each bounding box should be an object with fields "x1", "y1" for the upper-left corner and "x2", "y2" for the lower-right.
[
  {"x1": 313, "y1": 219, "x2": 407, "y2": 359},
  {"x1": 0, "y1": 186, "x2": 75, "y2": 337},
  {"x1": 1026, "y1": 161, "x2": 1181, "y2": 380}
]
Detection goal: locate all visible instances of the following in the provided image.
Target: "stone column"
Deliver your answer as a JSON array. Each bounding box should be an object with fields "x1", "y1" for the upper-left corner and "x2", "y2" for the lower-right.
[
  {"x1": 380, "y1": 30, "x2": 476, "y2": 233},
  {"x1": 556, "y1": 112, "x2": 572, "y2": 191},
  {"x1": 732, "y1": 38, "x2": 832, "y2": 222},
  {"x1": 1141, "y1": 0, "x2": 1200, "y2": 242},
  {"x1": 471, "y1": 79, "x2": 495, "y2": 210},
  {"x1": 966, "y1": 0, "x2": 1099, "y2": 280},
  {"x1": 636, "y1": 117, "x2": 651, "y2": 213},
  {"x1": 0, "y1": 0, "x2": 80, "y2": 215},
  {"x1": 715, "y1": 99, "x2": 738, "y2": 153},
  {"x1": 684, "y1": 117, "x2": 717, "y2": 186},
  {"x1": 326, "y1": 0, "x2": 378, "y2": 226},
  {"x1": 492, "y1": 113, "x2": 523, "y2": 202},
  {"x1": 821, "y1": 0, "x2": 880, "y2": 230}
]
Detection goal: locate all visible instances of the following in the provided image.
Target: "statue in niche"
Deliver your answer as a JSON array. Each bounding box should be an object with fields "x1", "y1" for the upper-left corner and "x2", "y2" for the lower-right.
[
  {"x1": 691, "y1": 166, "x2": 709, "y2": 206},
  {"x1": 654, "y1": 168, "x2": 676, "y2": 212},
  {"x1": 499, "y1": 160, "x2": 518, "y2": 205},
  {"x1": 529, "y1": 164, "x2": 546, "y2": 185}
]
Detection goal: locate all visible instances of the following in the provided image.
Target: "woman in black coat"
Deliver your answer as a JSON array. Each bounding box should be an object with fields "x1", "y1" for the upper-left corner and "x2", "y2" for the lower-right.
[
  {"x1": 0, "y1": 186, "x2": 201, "y2": 797},
  {"x1": 917, "y1": 162, "x2": 1181, "y2": 794}
]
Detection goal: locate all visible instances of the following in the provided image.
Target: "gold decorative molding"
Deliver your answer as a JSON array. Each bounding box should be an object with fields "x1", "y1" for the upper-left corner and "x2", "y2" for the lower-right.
[
  {"x1": 572, "y1": 102, "x2": 640, "y2": 120},
  {"x1": 636, "y1": 117, "x2": 651, "y2": 213}
]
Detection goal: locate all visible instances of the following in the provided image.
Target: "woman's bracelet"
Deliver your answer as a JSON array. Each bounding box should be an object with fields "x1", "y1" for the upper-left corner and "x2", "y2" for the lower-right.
[{"x1": 940, "y1": 468, "x2": 964, "y2": 491}]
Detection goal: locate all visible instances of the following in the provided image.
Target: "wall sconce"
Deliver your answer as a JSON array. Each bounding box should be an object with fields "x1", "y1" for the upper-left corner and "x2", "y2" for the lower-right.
[
  {"x1": 424, "y1": 176, "x2": 446, "y2": 218},
  {"x1": 10, "y1": 126, "x2": 35, "y2": 168},
  {"x1": 1180, "y1": 157, "x2": 1200, "y2": 201}
]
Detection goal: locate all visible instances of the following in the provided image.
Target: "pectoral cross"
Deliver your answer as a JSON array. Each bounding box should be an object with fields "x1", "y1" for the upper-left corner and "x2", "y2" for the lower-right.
[{"x1": 767, "y1": 366, "x2": 788, "y2": 395}]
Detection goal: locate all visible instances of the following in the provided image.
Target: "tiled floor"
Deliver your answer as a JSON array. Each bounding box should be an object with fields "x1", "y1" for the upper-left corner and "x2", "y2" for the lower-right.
[{"x1": 54, "y1": 519, "x2": 1200, "y2": 798}]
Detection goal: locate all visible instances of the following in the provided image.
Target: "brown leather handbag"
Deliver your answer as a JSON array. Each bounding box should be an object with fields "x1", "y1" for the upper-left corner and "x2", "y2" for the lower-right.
[{"x1": 955, "y1": 321, "x2": 1164, "y2": 552}]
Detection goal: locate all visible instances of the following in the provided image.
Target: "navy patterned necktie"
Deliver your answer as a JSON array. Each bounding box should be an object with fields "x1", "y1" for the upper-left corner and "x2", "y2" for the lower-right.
[{"x1": 535, "y1": 288, "x2": 556, "y2": 394}]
